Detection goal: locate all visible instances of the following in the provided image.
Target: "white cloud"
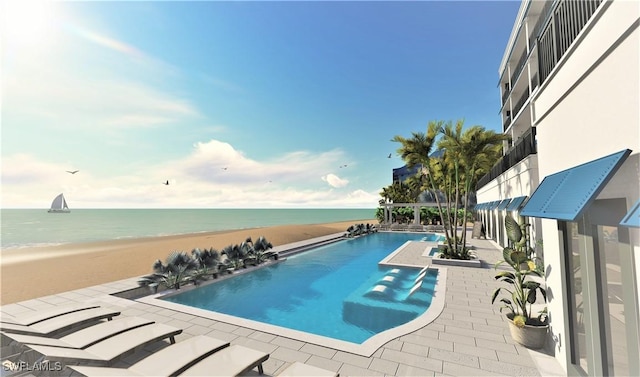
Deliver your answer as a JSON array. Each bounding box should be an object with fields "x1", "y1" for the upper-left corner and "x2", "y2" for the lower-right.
[
  {"x1": 172, "y1": 139, "x2": 346, "y2": 187},
  {"x1": 4, "y1": 67, "x2": 199, "y2": 131},
  {"x1": 322, "y1": 173, "x2": 349, "y2": 188},
  {"x1": 2, "y1": 154, "x2": 52, "y2": 183},
  {"x1": 1, "y1": 145, "x2": 379, "y2": 209}
]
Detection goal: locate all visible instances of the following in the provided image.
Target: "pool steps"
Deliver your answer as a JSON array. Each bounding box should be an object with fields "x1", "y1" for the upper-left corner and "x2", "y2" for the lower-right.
[{"x1": 342, "y1": 266, "x2": 437, "y2": 332}]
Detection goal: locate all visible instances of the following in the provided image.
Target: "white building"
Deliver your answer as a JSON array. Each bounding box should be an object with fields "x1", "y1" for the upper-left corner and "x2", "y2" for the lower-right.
[{"x1": 475, "y1": 0, "x2": 639, "y2": 375}]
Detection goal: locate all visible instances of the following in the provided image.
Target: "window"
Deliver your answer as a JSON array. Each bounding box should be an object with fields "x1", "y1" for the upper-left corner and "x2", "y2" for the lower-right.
[
  {"x1": 565, "y1": 221, "x2": 589, "y2": 374},
  {"x1": 562, "y1": 199, "x2": 639, "y2": 376}
]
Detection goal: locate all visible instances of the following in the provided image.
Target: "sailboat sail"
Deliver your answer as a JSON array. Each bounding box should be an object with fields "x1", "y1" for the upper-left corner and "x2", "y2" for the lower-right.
[{"x1": 48, "y1": 193, "x2": 70, "y2": 213}]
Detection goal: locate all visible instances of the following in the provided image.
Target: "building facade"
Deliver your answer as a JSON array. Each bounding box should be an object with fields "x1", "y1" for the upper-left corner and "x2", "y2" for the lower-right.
[
  {"x1": 475, "y1": 1, "x2": 639, "y2": 375},
  {"x1": 392, "y1": 164, "x2": 423, "y2": 184}
]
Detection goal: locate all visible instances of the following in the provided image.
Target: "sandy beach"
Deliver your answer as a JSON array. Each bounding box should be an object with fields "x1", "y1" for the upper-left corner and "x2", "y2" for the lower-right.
[{"x1": 0, "y1": 219, "x2": 376, "y2": 305}]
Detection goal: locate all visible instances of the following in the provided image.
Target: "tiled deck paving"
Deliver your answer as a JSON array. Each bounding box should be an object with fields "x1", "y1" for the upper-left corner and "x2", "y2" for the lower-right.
[{"x1": 0, "y1": 230, "x2": 565, "y2": 376}]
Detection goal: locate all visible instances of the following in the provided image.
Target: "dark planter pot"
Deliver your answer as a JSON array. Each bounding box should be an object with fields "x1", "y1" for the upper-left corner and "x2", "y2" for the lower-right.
[{"x1": 506, "y1": 313, "x2": 548, "y2": 349}]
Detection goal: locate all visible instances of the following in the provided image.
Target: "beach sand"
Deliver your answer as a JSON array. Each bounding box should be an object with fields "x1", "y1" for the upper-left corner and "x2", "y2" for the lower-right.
[{"x1": 0, "y1": 220, "x2": 376, "y2": 305}]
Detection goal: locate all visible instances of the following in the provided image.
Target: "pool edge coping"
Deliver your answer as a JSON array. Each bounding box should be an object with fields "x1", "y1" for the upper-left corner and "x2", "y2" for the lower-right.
[{"x1": 137, "y1": 237, "x2": 447, "y2": 358}]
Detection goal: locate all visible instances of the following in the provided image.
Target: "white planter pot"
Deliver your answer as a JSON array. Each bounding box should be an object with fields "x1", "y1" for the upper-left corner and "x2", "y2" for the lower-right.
[{"x1": 506, "y1": 314, "x2": 548, "y2": 349}]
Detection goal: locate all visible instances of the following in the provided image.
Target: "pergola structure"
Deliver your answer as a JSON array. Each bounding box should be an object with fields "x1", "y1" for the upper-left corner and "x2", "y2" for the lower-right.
[{"x1": 380, "y1": 202, "x2": 441, "y2": 225}]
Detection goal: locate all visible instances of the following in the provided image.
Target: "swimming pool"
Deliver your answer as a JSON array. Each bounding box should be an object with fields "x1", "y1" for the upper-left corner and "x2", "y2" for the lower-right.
[{"x1": 162, "y1": 232, "x2": 440, "y2": 344}]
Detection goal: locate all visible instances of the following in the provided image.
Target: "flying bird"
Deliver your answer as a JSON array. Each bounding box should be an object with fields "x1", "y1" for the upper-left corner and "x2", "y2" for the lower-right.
[
  {"x1": 221, "y1": 167, "x2": 228, "y2": 170},
  {"x1": 163, "y1": 180, "x2": 169, "y2": 185},
  {"x1": 66, "y1": 170, "x2": 79, "y2": 174},
  {"x1": 387, "y1": 153, "x2": 392, "y2": 158},
  {"x1": 339, "y1": 164, "x2": 348, "y2": 168}
]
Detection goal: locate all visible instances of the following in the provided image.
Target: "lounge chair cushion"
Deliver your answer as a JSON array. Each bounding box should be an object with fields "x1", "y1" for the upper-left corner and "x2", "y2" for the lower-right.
[
  {"x1": 181, "y1": 344, "x2": 269, "y2": 376},
  {"x1": 3, "y1": 317, "x2": 153, "y2": 349},
  {"x1": 27, "y1": 323, "x2": 182, "y2": 365},
  {"x1": 68, "y1": 335, "x2": 230, "y2": 376},
  {"x1": 0, "y1": 303, "x2": 99, "y2": 326},
  {"x1": 0, "y1": 307, "x2": 120, "y2": 337}
]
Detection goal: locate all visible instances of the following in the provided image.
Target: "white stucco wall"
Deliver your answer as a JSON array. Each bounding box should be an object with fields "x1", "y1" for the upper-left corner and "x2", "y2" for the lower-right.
[
  {"x1": 534, "y1": 1, "x2": 640, "y2": 176},
  {"x1": 476, "y1": 155, "x2": 539, "y2": 202},
  {"x1": 531, "y1": 0, "x2": 640, "y2": 371}
]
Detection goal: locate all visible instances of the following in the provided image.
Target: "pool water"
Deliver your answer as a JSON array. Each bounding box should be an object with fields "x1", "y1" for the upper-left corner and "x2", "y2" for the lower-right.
[{"x1": 163, "y1": 232, "x2": 440, "y2": 344}]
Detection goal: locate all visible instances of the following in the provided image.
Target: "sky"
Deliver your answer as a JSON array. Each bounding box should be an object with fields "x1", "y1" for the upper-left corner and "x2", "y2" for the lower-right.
[{"x1": 1, "y1": 0, "x2": 521, "y2": 209}]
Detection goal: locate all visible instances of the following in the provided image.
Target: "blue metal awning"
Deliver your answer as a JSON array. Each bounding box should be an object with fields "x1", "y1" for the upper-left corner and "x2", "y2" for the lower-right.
[
  {"x1": 506, "y1": 196, "x2": 528, "y2": 211},
  {"x1": 497, "y1": 199, "x2": 511, "y2": 210},
  {"x1": 473, "y1": 203, "x2": 483, "y2": 210},
  {"x1": 486, "y1": 201, "x2": 500, "y2": 210},
  {"x1": 620, "y1": 199, "x2": 640, "y2": 228},
  {"x1": 521, "y1": 149, "x2": 631, "y2": 221}
]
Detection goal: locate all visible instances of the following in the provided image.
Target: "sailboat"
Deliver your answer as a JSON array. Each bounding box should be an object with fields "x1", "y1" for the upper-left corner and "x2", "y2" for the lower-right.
[{"x1": 48, "y1": 193, "x2": 71, "y2": 213}]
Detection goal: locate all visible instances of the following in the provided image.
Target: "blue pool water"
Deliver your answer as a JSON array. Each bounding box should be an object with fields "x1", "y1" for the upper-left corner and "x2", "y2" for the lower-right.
[{"x1": 163, "y1": 232, "x2": 440, "y2": 344}]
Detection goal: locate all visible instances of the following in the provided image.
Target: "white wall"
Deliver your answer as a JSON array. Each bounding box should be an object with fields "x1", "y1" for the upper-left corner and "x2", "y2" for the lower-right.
[
  {"x1": 534, "y1": 1, "x2": 640, "y2": 176},
  {"x1": 476, "y1": 155, "x2": 539, "y2": 202},
  {"x1": 531, "y1": 0, "x2": 640, "y2": 371}
]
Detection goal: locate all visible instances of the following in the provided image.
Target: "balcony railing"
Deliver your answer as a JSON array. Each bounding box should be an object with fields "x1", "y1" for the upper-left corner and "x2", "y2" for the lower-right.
[
  {"x1": 531, "y1": 73, "x2": 539, "y2": 90},
  {"x1": 537, "y1": 0, "x2": 603, "y2": 84},
  {"x1": 528, "y1": 0, "x2": 556, "y2": 50},
  {"x1": 476, "y1": 127, "x2": 537, "y2": 190},
  {"x1": 512, "y1": 87, "x2": 530, "y2": 118},
  {"x1": 503, "y1": 116, "x2": 512, "y2": 132},
  {"x1": 510, "y1": 50, "x2": 529, "y2": 86},
  {"x1": 501, "y1": 87, "x2": 510, "y2": 106}
]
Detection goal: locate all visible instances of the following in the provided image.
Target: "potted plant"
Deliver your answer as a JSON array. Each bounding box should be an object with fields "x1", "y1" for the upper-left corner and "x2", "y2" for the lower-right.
[{"x1": 492, "y1": 213, "x2": 548, "y2": 349}]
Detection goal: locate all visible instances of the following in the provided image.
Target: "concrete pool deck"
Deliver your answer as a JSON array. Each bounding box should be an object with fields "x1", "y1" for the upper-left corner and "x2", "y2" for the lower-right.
[{"x1": 0, "y1": 230, "x2": 565, "y2": 376}]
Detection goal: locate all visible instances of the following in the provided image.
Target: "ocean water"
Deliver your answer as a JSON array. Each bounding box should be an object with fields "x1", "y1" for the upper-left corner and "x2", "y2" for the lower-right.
[{"x1": 0, "y1": 209, "x2": 376, "y2": 249}]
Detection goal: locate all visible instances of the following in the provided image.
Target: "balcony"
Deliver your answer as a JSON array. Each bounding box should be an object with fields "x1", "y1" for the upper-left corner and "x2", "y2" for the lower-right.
[
  {"x1": 537, "y1": 0, "x2": 603, "y2": 84},
  {"x1": 528, "y1": 0, "x2": 555, "y2": 51},
  {"x1": 476, "y1": 127, "x2": 537, "y2": 190},
  {"x1": 503, "y1": 115, "x2": 512, "y2": 132},
  {"x1": 501, "y1": 88, "x2": 510, "y2": 106},
  {"x1": 512, "y1": 88, "x2": 530, "y2": 119},
  {"x1": 509, "y1": 50, "x2": 529, "y2": 87},
  {"x1": 531, "y1": 73, "x2": 539, "y2": 90}
]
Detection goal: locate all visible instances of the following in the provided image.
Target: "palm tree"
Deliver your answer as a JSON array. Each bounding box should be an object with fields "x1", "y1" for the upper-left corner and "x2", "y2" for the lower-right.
[
  {"x1": 138, "y1": 251, "x2": 198, "y2": 290},
  {"x1": 191, "y1": 247, "x2": 222, "y2": 280},
  {"x1": 393, "y1": 119, "x2": 507, "y2": 259},
  {"x1": 251, "y1": 236, "x2": 277, "y2": 262},
  {"x1": 239, "y1": 240, "x2": 255, "y2": 266},
  {"x1": 379, "y1": 186, "x2": 393, "y2": 204},
  {"x1": 456, "y1": 126, "x2": 509, "y2": 250},
  {"x1": 221, "y1": 244, "x2": 245, "y2": 269},
  {"x1": 392, "y1": 121, "x2": 442, "y2": 168},
  {"x1": 437, "y1": 121, "x2": 509, "y2": 257},
  {"x1": 393, "y1": 121, "x2": 450, "y2": 236}
]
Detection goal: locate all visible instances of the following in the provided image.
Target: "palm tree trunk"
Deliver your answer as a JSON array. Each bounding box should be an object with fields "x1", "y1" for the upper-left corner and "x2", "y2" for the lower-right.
[{"x1": 425, "y1": 170, "x2": 452, "y2": 247}]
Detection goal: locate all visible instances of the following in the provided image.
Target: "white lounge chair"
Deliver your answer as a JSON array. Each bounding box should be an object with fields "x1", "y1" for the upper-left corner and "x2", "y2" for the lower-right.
[
  {"x1": 417, "y1": 264, "x2": 430, "y2": 275},
  {"x1": 26, "y1": 323, "x2": 182, "y2": 366},
  {"x1": 408, "y1": 281, "x2": 423, "y2": 297},
  {"x1": 3, "y1": 317, "x2": 154, "y2": 349},
  {"x1": 279, "y1": 361, "x2": 339, "y2": 377},
  {"x1": 68, "y1": 335, "x2": 230, "y2": 376},
  {"x1": 181, "y1": 344, "x2": 270, "y2": 376},
  {"x1": 0, "y1": 303, "x2": 99, "y2": 326},
  {"x1": 365, "y1": 285, "x2": 390, "y2": 298},
  {"x1": 0, "y1": 307, "x2": 120, "y2": 337},
  {"x1": 378, "y1": 275, "x2": 396, "y2": 285}
]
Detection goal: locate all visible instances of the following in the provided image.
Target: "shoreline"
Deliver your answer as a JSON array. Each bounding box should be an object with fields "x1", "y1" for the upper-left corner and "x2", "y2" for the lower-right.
[{"x1": 0, "y1": 219, "x2": 376, "y2": 305}]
